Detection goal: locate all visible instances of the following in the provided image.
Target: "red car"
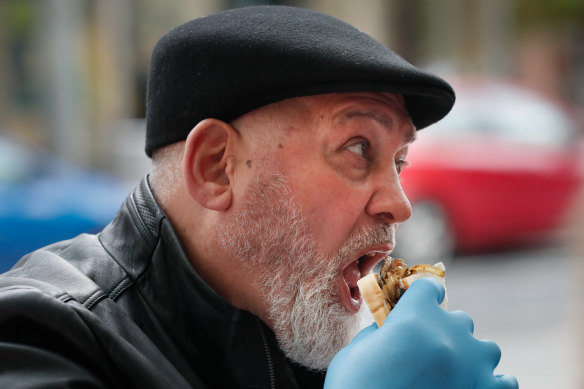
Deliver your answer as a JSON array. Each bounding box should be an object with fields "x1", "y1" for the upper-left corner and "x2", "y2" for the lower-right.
[{"x1": 395, "y1": 78, "x2": 584, "y2": 262}]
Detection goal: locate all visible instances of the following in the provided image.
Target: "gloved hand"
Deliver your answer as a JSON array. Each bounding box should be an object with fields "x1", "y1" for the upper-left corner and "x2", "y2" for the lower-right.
[{"x1": 325, "y1": 277, "x2": 518, "y2": 389}]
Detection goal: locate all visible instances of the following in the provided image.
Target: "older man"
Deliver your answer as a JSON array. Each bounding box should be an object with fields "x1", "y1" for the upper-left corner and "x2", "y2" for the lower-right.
[{"x1": 0, "y1": 6, "x2": 517, "y2": 389}]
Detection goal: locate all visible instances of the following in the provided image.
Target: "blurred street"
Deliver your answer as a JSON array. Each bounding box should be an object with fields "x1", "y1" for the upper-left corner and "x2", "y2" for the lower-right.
[{"x1": 444, "y1": 247, "x2": 583, "y2": 388}]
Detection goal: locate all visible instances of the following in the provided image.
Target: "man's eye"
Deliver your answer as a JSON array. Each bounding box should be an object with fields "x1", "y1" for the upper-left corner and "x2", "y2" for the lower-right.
[
  {"x1": 346, "y1": 141, "x2": 369, "y2": 157},
  {"x1": 396, "y1": 158, "x2": 410, "y2": 174}
]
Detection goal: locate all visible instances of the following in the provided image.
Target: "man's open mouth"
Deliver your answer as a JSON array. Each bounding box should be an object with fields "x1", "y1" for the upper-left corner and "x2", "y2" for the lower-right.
[{"x1": 340, "y1": 250, "x2": 390, "y2": 313}]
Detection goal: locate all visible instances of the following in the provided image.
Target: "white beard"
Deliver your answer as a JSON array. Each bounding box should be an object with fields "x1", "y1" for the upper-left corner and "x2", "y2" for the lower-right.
[{"x1": 217, "y1": 170, "x2": 393, "y2": 370}]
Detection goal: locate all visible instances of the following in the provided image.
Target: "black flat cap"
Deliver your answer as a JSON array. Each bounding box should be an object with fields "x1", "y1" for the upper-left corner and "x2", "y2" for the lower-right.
[{"x1": 145, "y1": 5, "x2": 455, "y2": 157}]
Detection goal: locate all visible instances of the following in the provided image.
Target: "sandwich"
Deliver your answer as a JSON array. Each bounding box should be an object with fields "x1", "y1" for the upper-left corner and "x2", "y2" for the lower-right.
[{"x1": 357, "y1": 257, "x2": 447, "y2": 327}]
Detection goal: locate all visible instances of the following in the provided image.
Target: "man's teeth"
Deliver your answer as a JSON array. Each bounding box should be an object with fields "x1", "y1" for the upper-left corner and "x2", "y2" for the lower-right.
[
  {"x1": 356, "y1": 252, "x2": 382, "y2": 267},
  {"x1": 357, "y1": 252, "x2": 376, "y2": 263}
]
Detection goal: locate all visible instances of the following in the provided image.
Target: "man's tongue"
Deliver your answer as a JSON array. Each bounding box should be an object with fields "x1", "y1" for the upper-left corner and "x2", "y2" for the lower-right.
[{"x1": 343, "y1": 260, "x2": 361, "y2": 288}]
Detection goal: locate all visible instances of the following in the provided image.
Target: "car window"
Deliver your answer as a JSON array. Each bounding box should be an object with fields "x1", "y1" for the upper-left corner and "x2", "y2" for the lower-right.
[
  {"x1": 429, "y1": 83, "x2": 578, "y2": 147},
  {"x1": 475, "y1": 86, "x2": 576, "y2": 146}
]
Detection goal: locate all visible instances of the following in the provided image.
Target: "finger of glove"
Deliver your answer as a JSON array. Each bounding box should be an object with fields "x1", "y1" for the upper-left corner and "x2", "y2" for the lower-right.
[
  {"x1": 493, "y1": 374, "x2": 519, "y2": 389},
  {"x1": 448, "y1": 310, "x2": 475, "y2": 334},
  {"x1": 477, "y1": 339, "x2": 502, "y2": 370},
  {"x1": 398, "y1": 277, "x2": 445, "y2": 309},
  {"x1": 478, "y1": 374, "x2": 519, "y2": 389}
]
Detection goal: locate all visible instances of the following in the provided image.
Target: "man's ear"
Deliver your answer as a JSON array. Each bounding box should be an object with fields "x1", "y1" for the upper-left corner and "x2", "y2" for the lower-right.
[{"x1": 183, "y1": 119, "x2": 236, "y2": 211}]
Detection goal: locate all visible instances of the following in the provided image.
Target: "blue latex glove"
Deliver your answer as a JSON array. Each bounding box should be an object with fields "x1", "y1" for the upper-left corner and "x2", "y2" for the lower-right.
[{"x1": 325, "y1": 278, "x2": 518, "y2": 389}]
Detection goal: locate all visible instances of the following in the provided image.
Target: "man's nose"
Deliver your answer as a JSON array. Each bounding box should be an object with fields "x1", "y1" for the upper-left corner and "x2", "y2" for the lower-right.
[{"x1": 366, "y1": 177, "x2": 412, "y2": 225}]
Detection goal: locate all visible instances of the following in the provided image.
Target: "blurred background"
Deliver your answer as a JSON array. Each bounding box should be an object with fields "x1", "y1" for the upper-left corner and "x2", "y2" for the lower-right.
[{"x1": 1, "y1": 0, "x2": 583, "y2": 387}]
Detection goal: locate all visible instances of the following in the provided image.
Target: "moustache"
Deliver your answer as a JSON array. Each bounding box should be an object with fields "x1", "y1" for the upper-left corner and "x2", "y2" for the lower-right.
[
  {"x1": 331, "y1": 223, "x2": 395, "y2": 269},
  {"x1": 349, "y1": 223, "x2": 394, "y2": 250}
]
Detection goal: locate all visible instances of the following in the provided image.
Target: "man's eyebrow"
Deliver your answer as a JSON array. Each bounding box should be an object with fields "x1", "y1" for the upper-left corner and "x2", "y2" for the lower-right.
[
  {"x1": 340, "y1": 110, "x2": 417, "y2": 143},
  {"x1": 342, "y1": 111, "x2": 392, "y2": 127},
  {"x1": 404, "y1": 125, "x2": 417, "y2": 144}
]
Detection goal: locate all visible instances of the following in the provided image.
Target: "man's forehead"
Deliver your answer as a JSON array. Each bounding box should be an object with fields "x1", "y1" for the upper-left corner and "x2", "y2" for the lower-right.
[
  {"x1": 234, "y1": 92, "x2": 416, "y2": 141},
  {"x1": 312, "y1": 92, "x2": 416, "y2": 141},
  {"x1": 307, "y1": 92, "x2": 410, "y2": 119},
  {"x1": 339, "y1": 109, "x2": 417, "y2": 144},
  {"x1": 240, "y1": 92, "x2": 407, "y2": 119}
]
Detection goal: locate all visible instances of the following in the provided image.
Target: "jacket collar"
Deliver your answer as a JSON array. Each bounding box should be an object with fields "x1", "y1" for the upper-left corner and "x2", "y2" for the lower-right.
[{"x1": 99, "y1": 176, "x2": 324, "y2": 388}]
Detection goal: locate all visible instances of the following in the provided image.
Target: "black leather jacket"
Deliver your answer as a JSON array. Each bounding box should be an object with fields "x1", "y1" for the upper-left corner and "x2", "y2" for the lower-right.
[{"x1": 0, "y1": 177, "x2": 325, "y2": 388}]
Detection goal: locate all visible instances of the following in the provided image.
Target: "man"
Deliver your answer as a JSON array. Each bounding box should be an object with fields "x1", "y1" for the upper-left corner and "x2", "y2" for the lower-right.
[{"x1": 0, "y1": 6, "x2": 517, "y2": 388}]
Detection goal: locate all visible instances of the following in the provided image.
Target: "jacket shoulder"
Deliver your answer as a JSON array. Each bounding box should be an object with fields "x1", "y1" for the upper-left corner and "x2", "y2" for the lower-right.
[
  {"x1": 0, "y1": 281, "x2": 113, "y2": 386},
  {"x1": 5, "y1": 233, "x2": 133, "y2": 309},
  {"x1": 0, "y1": 279, "x2": 194, "y2": 388}
]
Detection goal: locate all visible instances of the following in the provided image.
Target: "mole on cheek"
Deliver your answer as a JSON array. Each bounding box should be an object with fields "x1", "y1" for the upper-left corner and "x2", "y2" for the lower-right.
[
  {"x1": 278, "y1": 144, "x2": 283, "y2": 149},
  {"x1": 246, "y1": 160, "x2": 252, "y2": 168}
]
